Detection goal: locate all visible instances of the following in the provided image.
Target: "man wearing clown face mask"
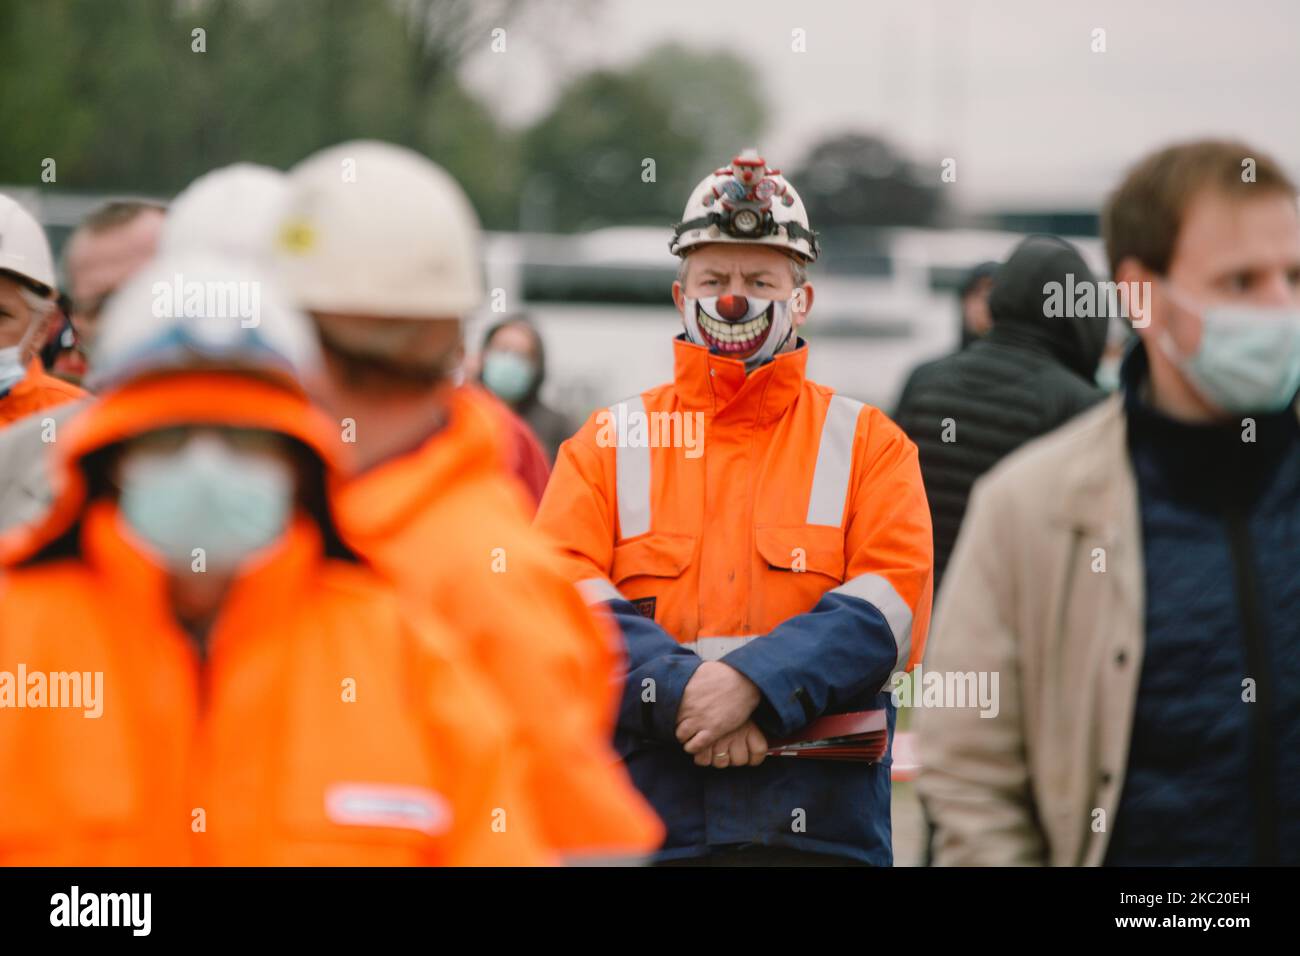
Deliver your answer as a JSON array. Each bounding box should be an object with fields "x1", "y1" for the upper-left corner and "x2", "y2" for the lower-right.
[
  {"x1": 919, "y1": 140, "x2": 1300, "y2": 865},
  {"x1": 535, "y1": 151, "x2": 935, "y2": 865}
]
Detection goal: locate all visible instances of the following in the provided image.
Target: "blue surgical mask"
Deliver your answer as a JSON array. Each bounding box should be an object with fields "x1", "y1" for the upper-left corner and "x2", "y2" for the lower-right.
[
  {"x1": 481, "y1": 350, "x2": 536, "y2": 403},
  {"x1": 1159, "y1": 285, "x2": 1300, "y2": 413},
  {"x1": 0, "y1": 345, "x2": 26, "y2": 394},
  {"x1": 118, "y1": 434, "x2": 294, "y2": 570}
]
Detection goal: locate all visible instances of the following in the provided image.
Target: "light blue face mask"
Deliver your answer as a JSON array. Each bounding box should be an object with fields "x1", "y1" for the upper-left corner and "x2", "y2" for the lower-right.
[
  {"x1": 1159, "y1": 285, "x2": 1300, "y2": 413},
  {"x1": 117, "y1": 434, "x2": 294, "y2": 571},
  {"x1": 481, "y1": 350, "x2": 536, "y2": 403},
  {"x1": 0, "y1": 345, "x2": 26, "y2": 394},
  {"x1": 1095, "y1": 358, "x2": 1122, "y2": 393}
]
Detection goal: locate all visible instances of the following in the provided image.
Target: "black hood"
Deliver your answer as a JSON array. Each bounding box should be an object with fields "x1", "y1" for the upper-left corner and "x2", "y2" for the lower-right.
[
  {"x1": 957, "y1": 260, "x2": 998, "y2": 350},
  {"x1": 985, "y1": 234, "x2": 1108, "y2": 382}
]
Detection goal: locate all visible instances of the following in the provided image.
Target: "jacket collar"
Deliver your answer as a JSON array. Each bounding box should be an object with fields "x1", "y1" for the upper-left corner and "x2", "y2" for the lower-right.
[
  {"x1": 334, "y1": 385, "x2": 507, "y2": 541},
  {"x1": 671, "y1": 336, "x2": 808, "y2": 424}
]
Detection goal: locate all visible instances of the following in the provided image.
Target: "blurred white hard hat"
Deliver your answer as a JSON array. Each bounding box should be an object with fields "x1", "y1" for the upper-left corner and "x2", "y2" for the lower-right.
[
  {"x1": 0, "y1": 193, "x2": 57, "y2": 294},
  {"x1": 671, "y1": 150, "x2": 819, "y2": 263},
  {"x1": 161, "y1": 163, "x2": 289, "y2": 263},
  {"x1": 90, "y1": 250, "x2": 322, "y2": 393},
  {"x1": 272, "y1": 140, "x2": 484, "y2": 319}
]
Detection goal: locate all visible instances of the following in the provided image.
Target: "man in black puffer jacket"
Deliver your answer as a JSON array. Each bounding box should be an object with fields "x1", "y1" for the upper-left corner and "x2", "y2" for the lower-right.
[{"x1": 893, "y1": 235, "x2": 1107, "y2": 588}]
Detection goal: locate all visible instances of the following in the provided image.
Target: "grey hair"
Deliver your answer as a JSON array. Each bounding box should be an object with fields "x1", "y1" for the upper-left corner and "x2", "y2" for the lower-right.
[{"x1": 677, "y1": 250, "x2": 808, "y2": 287}]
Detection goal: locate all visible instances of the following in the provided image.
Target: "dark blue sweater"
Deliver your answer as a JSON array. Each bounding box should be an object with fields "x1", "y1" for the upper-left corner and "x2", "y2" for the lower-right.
[{"x1": 1105, "y1": 344, "x2": 1300, "y2": 865}]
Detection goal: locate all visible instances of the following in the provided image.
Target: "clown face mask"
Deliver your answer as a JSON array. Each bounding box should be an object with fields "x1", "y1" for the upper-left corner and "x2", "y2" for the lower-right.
[{"x1": 682, "y1": 294, "x2": 795, "y2": 372}]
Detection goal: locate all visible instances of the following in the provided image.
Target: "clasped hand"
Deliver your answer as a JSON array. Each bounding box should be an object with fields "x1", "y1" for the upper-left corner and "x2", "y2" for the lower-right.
[{"x1": 674, "y1": 661, "x2": 767, "y2": 769}]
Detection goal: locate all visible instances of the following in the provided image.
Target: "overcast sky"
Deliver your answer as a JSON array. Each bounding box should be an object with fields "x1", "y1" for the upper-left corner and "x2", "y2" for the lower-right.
[{"x1": 461, "y1": 0, "x2": 1300, "y2": 211}]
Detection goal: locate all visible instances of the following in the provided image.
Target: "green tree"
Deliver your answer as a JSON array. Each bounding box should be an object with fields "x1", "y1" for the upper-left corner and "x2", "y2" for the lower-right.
[
  {"x1": 792, "y1": 132, "x2": 948, "y2": 229},
  {"x1": 519, "y1": 43, "x2": 767, "y2": 232},
  {"x1": 0, "y1": 0, "x2": 525, "y2": 227}
]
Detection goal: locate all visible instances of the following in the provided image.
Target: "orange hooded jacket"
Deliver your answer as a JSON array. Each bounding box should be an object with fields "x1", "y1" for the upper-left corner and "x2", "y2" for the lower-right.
[
  {"x1": 333, "y1": 385, "x2": 665, "y2": 858},
  {"x1": 0, "y1": 373, "x2": 549, "y2": 866}
]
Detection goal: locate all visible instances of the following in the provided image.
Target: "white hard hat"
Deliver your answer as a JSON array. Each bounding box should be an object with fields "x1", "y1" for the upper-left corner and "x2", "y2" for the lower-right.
[
  {"x1": 161, "y1": 163, "x2": 288, "y2": 263},
  {"x1": 0, "y1": 193, "x2": 57, "y2": 293},
  {"x1": 671, "y1": 150, "x2": 819, "y2": 262},
  {"x1": 272, "y1": 140, "x2": 484, "y2": 319},
  {"x1": 89, "y1": 250, "x2": 322, "y2": 393}
]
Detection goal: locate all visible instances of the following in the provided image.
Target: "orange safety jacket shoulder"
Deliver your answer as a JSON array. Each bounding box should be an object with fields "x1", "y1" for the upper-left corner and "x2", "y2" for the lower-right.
[
  {"x1": 333, "y1": 385, "x2": 663, "y2": 858},
  {"x1": 534, "y1": 337, "x2": 934, "y2": 863},
  {"x1": 0, "y1": 359, "x2": 85, "y2": 427},
  {"x1": 0, "y1": 374, "x2": 550, "y2": 866}
]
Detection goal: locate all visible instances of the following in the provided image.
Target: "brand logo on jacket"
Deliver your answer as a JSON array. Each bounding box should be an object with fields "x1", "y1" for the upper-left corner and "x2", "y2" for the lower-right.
[{"x1": 632, "y1": 596, "x2": 657, "y2": 619}]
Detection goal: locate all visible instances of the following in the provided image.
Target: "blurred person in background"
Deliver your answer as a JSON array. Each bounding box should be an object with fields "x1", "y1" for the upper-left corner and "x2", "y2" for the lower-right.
[
  {"x1": 0, "y1": 182, "x2": 262, "y2": 534},
  {"x1": 535, "y1": 151, "x2": 933, "y2": 865},
  {"x1": 0, "y1": 198, "x2": 164, "y2": 530},
  {"x1": 956, "y1": 260, "x2": 998, "y2": 348},
  {"x1": 38, "y1": 297, "x2": 86, "y2": 384},
  {"x1": 0, "y1": 194, "x2": 85, "y2": 428},
  {"x1": 893, "y1": 236, "x2": 1106, "y2": 590},
  {"x1": 892, "y1": 261, "x2": 998, "y2": 424},
  {"x1": 64, "y1": 200, "x2": 167, "y2": 371},
  {"x1": 0, "y1": 251, "x2": 547, "y2": 865},
  {"x1": 919, "y1": 140, "x2": 1300, "y2": 865},
  {"x1": 473, "y1": 372, "x2": 552, "y2": 511},
  {"x1": 273, "y1": 140, "x2": 663, "y2": 862},
  {"x1": 477, "y1": 314, "x2": 574, "y2": 463}
]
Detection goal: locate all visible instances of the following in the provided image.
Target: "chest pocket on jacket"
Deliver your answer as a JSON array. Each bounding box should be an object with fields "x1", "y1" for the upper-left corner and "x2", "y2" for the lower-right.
[
  {"x1": 611, "y1": 531, "x2": 697, "y2": 637},
  {"x1": 755, "y1": 525, "x2": 846, "y2": 628}
]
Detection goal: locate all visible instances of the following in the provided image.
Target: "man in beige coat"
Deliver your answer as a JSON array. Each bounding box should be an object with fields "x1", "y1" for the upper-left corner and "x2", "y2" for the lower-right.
[{"x1": 918, "y1": 140, "x2": 1300, "y2": 866}]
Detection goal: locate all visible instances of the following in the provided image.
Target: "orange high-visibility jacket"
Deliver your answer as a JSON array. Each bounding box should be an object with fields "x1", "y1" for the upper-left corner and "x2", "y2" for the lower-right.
[
  {"x1": 470, "y1": 384, "x2": 552, "y2": 513},
  {"x1": 0, "y1": 359, "x2": 85, "y2": 427},
  {"x1": 0, "y1": 375, "x2": 550, "y2": 866},
  {"x1": 333, "y1": 385, "x2": 664, "y2": 858},
  {"x1": 534, "y1": 338, "x2": 934, "y2": 863}
]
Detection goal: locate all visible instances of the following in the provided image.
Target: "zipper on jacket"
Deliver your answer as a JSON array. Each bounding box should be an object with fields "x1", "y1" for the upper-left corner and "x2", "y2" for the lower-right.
[{"x1": 1223, "y1": 506, "x2": 1278, "y2": 865}]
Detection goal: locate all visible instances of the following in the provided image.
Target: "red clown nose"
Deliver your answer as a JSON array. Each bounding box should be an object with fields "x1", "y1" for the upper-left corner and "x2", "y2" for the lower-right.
[{"x1": 717, "y1": 295, "x2": 748, "y2": 320}]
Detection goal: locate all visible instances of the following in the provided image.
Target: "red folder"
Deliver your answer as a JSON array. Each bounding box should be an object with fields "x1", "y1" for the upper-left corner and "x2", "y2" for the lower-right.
[{"x1": 765, "y1": 709, "x2": 888, "y2": 763}]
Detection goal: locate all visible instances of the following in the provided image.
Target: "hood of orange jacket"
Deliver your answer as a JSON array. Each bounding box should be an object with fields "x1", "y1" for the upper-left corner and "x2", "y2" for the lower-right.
[
  {"x1": 0, "y1": 493, "x2": 551, "y2": 865},
  {"x1": 0, "y1": 371, "x2": 349, "y2": 568},
  {"x1": 0, "y1": 373, "x2": 554, "y2": 865}
]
